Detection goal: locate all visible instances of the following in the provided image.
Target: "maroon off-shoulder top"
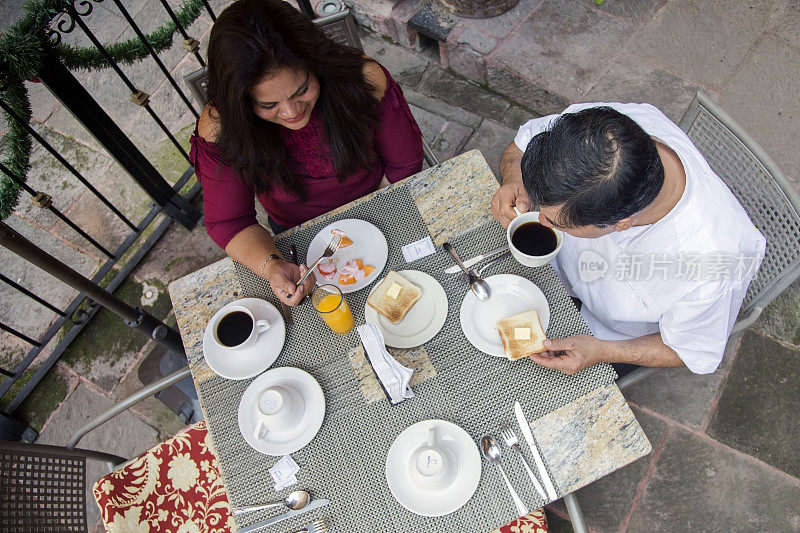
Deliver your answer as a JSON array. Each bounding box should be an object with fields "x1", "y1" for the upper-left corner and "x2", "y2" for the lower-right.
[{"x1": 189, "y1": 66, "x2": 423, "y2": 249}]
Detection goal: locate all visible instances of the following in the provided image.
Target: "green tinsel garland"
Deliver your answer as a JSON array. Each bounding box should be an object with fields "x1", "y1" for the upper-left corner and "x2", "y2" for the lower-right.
[{"x1": 0, "y1": 0, "x2": 205, "y2": 219}]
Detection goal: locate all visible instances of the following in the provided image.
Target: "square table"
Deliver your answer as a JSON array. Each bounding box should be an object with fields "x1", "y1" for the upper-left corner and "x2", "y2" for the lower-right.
[{"x1": 169, "y1": 150, "x2": 651, "y2": 531}]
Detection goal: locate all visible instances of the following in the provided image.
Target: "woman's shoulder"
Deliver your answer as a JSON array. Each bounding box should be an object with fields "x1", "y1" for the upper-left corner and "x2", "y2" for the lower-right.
[
  {"x1": 362, "y1": 58, "x2": 388, "y2": 101},
  {"x1": 196, "y1": 104, "x2": 220, "y2": 143}
]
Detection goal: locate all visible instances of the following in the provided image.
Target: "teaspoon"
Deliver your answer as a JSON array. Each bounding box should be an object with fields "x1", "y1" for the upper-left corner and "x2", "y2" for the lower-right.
[
  {"x1": 480, "y1": 435, "x2": 528, "y2": 517},
  {"x1": 232, "y1": 489, "x2": 310, "y2": 515},
  {"x1": 443, "y1": 242, "x2": 491, "y2": 301}
]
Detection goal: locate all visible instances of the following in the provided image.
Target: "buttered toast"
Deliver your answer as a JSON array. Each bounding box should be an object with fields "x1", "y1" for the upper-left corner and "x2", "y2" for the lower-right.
[
  {"x1": 367, "y1": 271, "x2": 422, "y2": 323},
  {"x1": 496, "y1": 309, "x2": 547, "y2": 360}
]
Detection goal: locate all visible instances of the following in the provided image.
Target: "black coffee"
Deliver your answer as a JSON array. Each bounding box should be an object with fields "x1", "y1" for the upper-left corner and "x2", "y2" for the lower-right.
[
  {"x1": 216, "y1": 311, "x2": 253, "y2": 347},
  {"x1": 511, "y1": 222, "x2": 558, "y2": 256}
]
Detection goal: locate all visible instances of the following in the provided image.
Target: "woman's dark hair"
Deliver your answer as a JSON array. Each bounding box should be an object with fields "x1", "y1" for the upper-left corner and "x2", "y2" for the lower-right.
[
  {"x1": 206, "y1": 0, "x2": 380, "y2": 199},
  {"x1": 521, "y1": 107, "x2": 665, "y2": 228}
]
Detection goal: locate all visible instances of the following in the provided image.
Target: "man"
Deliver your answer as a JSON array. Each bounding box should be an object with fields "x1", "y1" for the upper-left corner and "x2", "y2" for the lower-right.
[{"x1": 492, "y1": 103, "x2": 765, "y2": 376}]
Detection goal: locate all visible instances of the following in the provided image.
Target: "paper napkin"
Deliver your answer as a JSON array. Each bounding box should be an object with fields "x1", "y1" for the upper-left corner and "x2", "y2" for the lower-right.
[
  {"x1": 357, "y1": 324, "x2": 414, "y2": 404},
  {"x1": 269, "y1": 455, "x2": 299, "y2": 491},
  {"x1": 402, "y1": 237, "x2": 435, "y2": 262}
]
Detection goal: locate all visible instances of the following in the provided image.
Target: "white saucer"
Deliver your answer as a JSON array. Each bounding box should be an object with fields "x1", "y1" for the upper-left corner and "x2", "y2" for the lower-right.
[
  {"x1": 459, "y1": 274, "x2": 550, "y2": 357},
  {"x1": 202, "y1": 298, "x2": 286, "y2": 379},
  {"x1": 306, "y1": 218, "x2": 388, "y2": 293},
  {"x1": 386, "y1": 419, "x2": 481, "y2": 517},
  {"x1": 237, "y1": 367, "x2": 325, "y2": 456},
  {"x1": 364, "y1": 270, "x2": 448, "y2": 349}
]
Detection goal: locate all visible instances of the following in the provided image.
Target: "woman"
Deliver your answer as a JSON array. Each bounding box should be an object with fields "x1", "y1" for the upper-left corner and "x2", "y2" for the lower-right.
[{"x1": 190, "y1": 0, "x2": 424, "y2": 306}]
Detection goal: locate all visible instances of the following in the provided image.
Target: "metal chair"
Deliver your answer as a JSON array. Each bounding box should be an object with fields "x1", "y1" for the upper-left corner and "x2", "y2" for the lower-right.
[
  {"x1": 184, "y1": 6, "x2": 440, "y2": 167},
  {"x1": 617, "y1": 91, "x2": 800, "y2": 391},
  {"x1": 0, "y1": 440, "x2": 126, "y2": 531},
  {"x1": 312, "y1": 5, "x2": 364, "y2": 51},
  {"x1": 0, "y1": 367, "x2": 191, "y2": 530},
  {"x1": 66, "y1": 367, "x2": 192, "y2": 452}
]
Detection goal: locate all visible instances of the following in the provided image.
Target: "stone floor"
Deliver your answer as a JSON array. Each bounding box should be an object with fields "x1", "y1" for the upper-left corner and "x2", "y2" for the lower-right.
[{"x1": 1, "y1": 0, "x2": 799, "y2": 531}]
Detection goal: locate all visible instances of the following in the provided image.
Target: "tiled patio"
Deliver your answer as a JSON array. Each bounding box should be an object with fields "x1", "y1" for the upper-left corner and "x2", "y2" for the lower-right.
[{"x1": 1, "y1": 0, "x2": 798, "y2": 531}]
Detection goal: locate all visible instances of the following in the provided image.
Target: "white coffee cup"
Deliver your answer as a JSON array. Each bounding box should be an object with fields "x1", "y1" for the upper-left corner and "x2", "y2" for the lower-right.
[
  {"x1": 407, "y1": 426, "x2": 457, "y2": 491},
  {"x1": 253, "y1": 385, "x2": 305, "y2": 440},
  {"x1": 506, "y1": 210, "x2": 564, "y2": 268},
  {"x1": 210, "y1": 304, "x2": 270, "y2": 351}
]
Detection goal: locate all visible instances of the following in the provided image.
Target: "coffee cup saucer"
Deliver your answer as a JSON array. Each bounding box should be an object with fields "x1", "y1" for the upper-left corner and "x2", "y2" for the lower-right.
[
  {"x1": 202, "y1": 298, "x2": 286, "y2": 380},
  {"x1": 237, "y1": 367, "x2": 325, "y2": 456},
  {"x1": 385, "y1": 419, "x2": 481, "y2": 517}
]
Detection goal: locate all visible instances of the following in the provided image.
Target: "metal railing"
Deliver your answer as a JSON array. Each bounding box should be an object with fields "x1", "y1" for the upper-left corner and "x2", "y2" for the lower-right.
[{"x1": 0, "y1": 0, "x2": 217, "y2": 440}]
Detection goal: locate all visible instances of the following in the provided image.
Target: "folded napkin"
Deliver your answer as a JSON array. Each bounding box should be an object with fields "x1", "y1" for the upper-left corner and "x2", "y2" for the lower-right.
[{"x1": 357, "y1": 324, "x2": 414, "y2": 404}]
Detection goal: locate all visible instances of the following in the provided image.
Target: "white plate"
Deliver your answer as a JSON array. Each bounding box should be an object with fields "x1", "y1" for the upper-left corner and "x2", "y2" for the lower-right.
[
  {"x1": 202, "y1": 298, "x2": 286, "y2": 379},
  {"x1": 237, "y1": 367, "x2": 325, "y2": 456},
  {"x1": 386, "y1": 419, "x2": 481, "y2": 517},
  {"x1": 459, "y1": 274, "x2": 550, "y2": 357},
  {"x1": 306, "y1": 219, "x2": 388, "y2": 293},
  {"x1": 364, "y1": 270, "x2": 448, "y2": 349}
]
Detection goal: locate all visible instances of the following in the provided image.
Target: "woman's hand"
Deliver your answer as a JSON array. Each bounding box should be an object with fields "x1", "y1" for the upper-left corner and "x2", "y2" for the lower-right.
[{"x1": 264, "y1": 259, "x2": 316, "y2": 306}]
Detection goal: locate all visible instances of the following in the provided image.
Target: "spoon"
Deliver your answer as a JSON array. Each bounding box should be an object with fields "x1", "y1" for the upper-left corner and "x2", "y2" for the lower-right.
[
  {"x1": 480, "y1": 436, "x2": 528, "y2": 517},
  {"x1": 443, "y1": 242, "x2": 490, "y2": 300},
  {"x1": 232, "y1": 490, "x2": 310, "y2": 515}
]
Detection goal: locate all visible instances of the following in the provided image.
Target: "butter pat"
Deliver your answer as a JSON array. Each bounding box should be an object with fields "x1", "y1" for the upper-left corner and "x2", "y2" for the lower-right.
[
  {"x1": 514, "y1": 328, "x2": 531, "y2": 340},
  {"x1": 386, "y1": 282, "x2": 403, "y2": 299}
]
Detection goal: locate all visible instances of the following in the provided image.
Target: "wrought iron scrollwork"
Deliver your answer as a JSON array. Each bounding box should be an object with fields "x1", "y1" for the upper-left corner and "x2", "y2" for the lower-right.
[
  {"x1": 73, "y1": 0, "x2": 100, "y2": 17},
  {"x1": 44, "y1": 0, "x2": 104, "y2": 45},
  {"x1": 44, "y1": 25, "x2": 63, "y2": 45}
]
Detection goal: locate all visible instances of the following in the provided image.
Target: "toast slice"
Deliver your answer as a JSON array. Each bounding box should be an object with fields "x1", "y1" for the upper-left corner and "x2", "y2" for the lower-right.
[
  {"x1": 496, "y1": 309, "x2": 547, "y2": 360},
  {"x1": 367, "y1": 271, "x2": 422, "y2": 323}
]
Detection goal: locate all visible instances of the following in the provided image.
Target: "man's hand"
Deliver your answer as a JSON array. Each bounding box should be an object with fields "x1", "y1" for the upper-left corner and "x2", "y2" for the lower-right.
[
  {"x1": 492, "y1": 143, "x2": 530, "y2": 228},
  {"x1": 265, "y1": 260, "x2": 316, "y2": 306},
  {"x1": 491, "y1": 181, "x2": 530, "y2": 228},
  {"x1": 529, "y1": 335, "x2": 606, "y2": 375}
]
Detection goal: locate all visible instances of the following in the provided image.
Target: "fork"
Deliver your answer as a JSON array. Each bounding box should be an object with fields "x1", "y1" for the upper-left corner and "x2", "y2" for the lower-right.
[
  {"x1": 287, "y1": 519, "x2": 327, "y2": 533},
  {"x1": 500, "y1": 422, "x2": 548, "y2": 501},
  {"x1": 295, "y1": 235, "x2": 341, "y2": 287},
  {"x1": 477, "y1": 251, "x2": 512, "y2": 277}
]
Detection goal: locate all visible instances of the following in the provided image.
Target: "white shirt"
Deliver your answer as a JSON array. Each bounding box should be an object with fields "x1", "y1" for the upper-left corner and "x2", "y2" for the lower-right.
[{"x1": 514, "y1": 102, "x2": 766, "y2": 374}]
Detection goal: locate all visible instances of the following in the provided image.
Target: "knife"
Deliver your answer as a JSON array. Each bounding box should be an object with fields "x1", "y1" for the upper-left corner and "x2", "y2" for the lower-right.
[
  {"x1": 279, "y1": 300, "x2": 293, "y2": 326},
  {"x1": 514, "y1": 401, "x2": 558, "y2": 501},
  {"x1": 237, "y1": 498, "x2": 329, "y2": 533},
  {"x1": 444, "y1": 244, "x2": 508, "y2": 274},
  {"x1": 288, "y1": 244, "x2": 309, "y2": 305},
  {"x1": 278, "y1": 251, "x2": 293, "y2": 325}
]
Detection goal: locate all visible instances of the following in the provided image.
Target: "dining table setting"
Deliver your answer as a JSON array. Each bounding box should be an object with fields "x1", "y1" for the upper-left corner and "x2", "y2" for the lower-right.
[{"x1": 168, "y1": 149, "x2": 652, "y2": 532}]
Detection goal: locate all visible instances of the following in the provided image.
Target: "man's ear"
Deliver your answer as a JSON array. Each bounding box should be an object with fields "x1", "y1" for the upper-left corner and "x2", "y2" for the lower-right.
[{"x1": 614, "y1": 217, "x2": 636, "y2": 232}]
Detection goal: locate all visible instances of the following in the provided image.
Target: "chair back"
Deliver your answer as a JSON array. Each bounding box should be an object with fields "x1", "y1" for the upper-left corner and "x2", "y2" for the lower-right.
[
  {"x1": 0, "y1": 441, "x2": 87, "y2": 531},
  {"x1": 679, "y1": 92, "x2": 800, "y2": 332},
  {"x1": 313, "y1": 7, "x2": 364, "y2": 51}
]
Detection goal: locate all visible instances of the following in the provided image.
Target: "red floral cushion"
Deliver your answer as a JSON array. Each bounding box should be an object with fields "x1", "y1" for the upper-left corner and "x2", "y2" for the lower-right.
[
  {"x1": 490, "y1": 509, "x2": 549, "y2": 533},
  {"x1": 93, "y1": 420, "x2": 235, "y2": 532}
]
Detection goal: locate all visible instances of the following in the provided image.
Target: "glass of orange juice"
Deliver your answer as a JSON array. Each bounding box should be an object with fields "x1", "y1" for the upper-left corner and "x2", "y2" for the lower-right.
[{"x1": 312, "y1": 284, "x2": 355, "y2": 335}]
